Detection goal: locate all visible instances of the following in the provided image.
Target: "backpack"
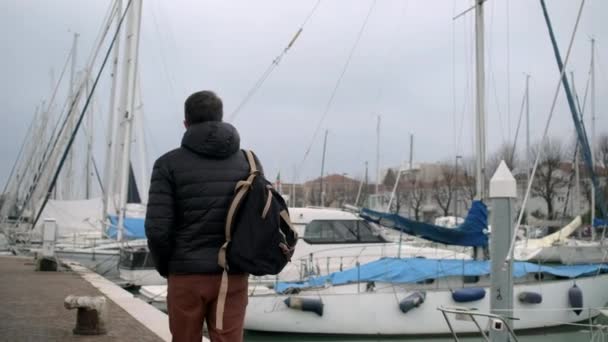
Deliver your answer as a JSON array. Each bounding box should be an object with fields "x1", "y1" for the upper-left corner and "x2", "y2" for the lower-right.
[
  {"x1": 215, "y1": 150, "x2": 298, "y2": 329},
  {"x1": 218, "y1": 150, "x2": 298, "y2": 275}
]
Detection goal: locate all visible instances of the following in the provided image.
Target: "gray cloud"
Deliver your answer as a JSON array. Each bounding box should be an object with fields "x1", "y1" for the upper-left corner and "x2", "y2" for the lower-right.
[{"x1": 1, "y1": 0, "x2": 607, "y2": 192}]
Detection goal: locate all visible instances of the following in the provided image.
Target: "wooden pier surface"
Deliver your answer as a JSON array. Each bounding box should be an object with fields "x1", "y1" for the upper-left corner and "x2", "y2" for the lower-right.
[{"x1": 0, "y1": 255, "x2": 165, "y2": 342}]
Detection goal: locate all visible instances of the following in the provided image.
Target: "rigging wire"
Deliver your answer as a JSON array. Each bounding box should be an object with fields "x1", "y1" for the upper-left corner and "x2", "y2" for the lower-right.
[
  {"x1": 149, "y1": 0, "x2": 183, "y2": 127},
  {"x1": 228, "y1": 0, "x2": 322, "y2": 122},
  {"x1": 297, "y1": 0, "x2": 378, "y2": 180},
  {"x1": 452, "y1": 0, "x2": 457, "y2": 158},
  {"x1": 10, "y1": 54, "x2": 74, "y2": 212},
  {"x1": 455, "y1": 8, "x2": 473, "y2": 156},
  {"x1": 504, "y1": 0, "x2": 586, "y2": 265},
  {"x1": 506, "y1": 0, "x2": 512, "y2": 139},
  {"x1": 510, "y1": 78, "x2": 529, "y2": 160},
  {"x1": 1, "y1": 106, "x2": 40, "y2": 198},
  {"x1": 12, "y1": 2, "x2": 121, "y2": 220},
  {"x1": 486, "y1": 0, "x2": 507, "y2": 145}
]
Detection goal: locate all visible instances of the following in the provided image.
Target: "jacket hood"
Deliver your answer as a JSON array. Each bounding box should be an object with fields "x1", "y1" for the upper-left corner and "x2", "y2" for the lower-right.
[{"x1": 181, "y1": 122, "x2": 240, "y2": 158}]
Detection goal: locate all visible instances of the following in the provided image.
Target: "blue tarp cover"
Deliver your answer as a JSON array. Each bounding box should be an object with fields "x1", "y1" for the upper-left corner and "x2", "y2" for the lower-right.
[
  {"x1": 106, "y1": 215, "x2": 146, "y2": 239},
  {"x1": 276, "y1": 257, "x2": 608, "y2": 293},
  {"x1": 360, "y1": 200, "x2": 488, "y2": 247},
  {"x1": 594, "y1": 218, "x2": 607, "y2": 228}
]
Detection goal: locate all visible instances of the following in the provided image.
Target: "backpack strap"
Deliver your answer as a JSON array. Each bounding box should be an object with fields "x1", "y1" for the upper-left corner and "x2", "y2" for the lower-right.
[
  {"x1": 217, "y1": 150, "x2": 259, "y2": 270},
  {"x1": 244, "y1": 149, "x2": 258, "y2": 175},
  {"x1": 216, "y1": 149, "x2": 258, "y2": 330}
]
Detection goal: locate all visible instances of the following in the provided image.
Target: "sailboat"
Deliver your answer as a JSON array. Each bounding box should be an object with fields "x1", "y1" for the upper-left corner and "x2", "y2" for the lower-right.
[
  {"x1": 515, "y1": 37, "x2": 607, "y2": 265},
  {"x1": 0, "y1": 0, "x2": 151, "y2": 281},
  {"x1": 243, "y1": 0, "x2": 608, "y2": 335},
  {"x1": 138, "y1": 206, "x2": 472, "y2": 299}
]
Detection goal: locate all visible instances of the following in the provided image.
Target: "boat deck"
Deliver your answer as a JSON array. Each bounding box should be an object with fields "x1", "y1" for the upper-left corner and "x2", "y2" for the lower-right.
[{"x1": 0, "y1": 255, "x2": 169, "y2": 341}]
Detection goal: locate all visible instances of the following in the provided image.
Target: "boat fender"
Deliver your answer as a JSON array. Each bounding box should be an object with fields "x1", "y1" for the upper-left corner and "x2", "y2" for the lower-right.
[
  {"x1": 284, "y1": 297, "x2": 324, "y2": 316},
  {"x1": 399, "y1": 291, "x2": 426, "y2": 313},
  {"x1": 452, "y1": 287, "x2": 486, "y2": 303},
  {"x1": 568, "y1": 284, "x2": 583, "y2": 315},
  {"x1": 518, "y1": 291, "x2": 542, "y2": 304}
]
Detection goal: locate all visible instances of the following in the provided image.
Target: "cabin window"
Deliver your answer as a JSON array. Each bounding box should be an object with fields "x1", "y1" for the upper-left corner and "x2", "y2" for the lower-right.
[{"x1": 303, "y1": 220, "x2": 387, "y2": 244}]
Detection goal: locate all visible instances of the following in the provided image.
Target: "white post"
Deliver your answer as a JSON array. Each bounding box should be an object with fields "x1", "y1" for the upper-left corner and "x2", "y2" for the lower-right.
[
  {"x1": 475, "y1": 0, "x2": 486, "y2": 201},
  {"x1": 590, "y1": 38, "x2": 596, "y2": 232},
  {"x1": 102, "y1": 0, "x2": 123, "y2": 221},
  {"x1": 489, "y1": 161, "x2": 517, "y2": 342},
  {"x1": 116, "y1": 0, "x2": 143, "y2": 241},
  {"x1": 42, "y1": 218, "x2": 58, "y2": 258}
]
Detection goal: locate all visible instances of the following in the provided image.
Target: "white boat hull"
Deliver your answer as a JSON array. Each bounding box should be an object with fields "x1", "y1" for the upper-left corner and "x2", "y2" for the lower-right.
[
  {"x1": 245, "y1": 274, "x2": 608, "y2": 335},
  {"x1": 56, "y1": 250, "x2": 120, "y2": 278},
  {"x1": 558, "y1": 244, "x2": 608, "y2": 264},
  {"x1": 119, "y1": 267, "x2": 166, "y2": 286}
]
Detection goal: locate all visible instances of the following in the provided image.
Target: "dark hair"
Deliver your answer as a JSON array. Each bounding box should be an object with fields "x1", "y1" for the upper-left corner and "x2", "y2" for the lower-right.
[{"x1": 184, "y1": 90, "x2": 223, "y2": 125}]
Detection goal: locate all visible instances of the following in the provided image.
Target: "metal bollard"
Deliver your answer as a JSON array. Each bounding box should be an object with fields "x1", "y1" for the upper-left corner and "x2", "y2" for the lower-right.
[{"x1": 64, "y1": 295, "x2": 108, "y2": 335}]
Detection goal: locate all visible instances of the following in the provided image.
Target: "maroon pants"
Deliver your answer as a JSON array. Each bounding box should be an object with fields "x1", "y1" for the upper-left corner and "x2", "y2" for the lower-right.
[{"x1": 167, "y1": 273, "x2": 248, "y2": 342}]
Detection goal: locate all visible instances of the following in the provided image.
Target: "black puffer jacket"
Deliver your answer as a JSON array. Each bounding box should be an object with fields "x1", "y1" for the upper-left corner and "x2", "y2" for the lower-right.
[{"x1": 145, "y1": 122, "x2": 262, "y2": 277}]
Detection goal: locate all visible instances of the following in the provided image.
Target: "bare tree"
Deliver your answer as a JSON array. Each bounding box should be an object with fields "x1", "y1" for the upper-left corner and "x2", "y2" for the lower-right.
[
  {"x1": 488, "y1": 142, "x2": 518, "y2": 178},
  {"x1": 432, "y1": 163, "x2": 457, "y2": 216},
  {"x1": 404, "y1": 172, "x2": 426, "y2": 220},
  {"x1": 531, "y1": 139, "x2": 567, "y2": 219},
  {"x1": 383, "y1": 168, "x2": 397, "y2": 188},
  {"x1": 598, "y1": 133, "x2": 608, "y2": 169},
  {"x1": 461, "y1": 157, "x2": 477, "y2": 202}
]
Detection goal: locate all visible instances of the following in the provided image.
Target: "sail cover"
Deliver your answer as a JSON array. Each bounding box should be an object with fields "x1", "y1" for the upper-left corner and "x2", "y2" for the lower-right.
[
  {"x1": 360, "y1": 200, "x2": 488, "y2": 247},
  {"x1": 594, "y1": 218, "x2": 607, "y2": 228}
]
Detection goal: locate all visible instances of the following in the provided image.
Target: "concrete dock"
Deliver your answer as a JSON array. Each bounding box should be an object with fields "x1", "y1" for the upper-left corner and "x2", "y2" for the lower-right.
[{"x1": 0, "y1": 255, "x2": 171, "y2": 341}]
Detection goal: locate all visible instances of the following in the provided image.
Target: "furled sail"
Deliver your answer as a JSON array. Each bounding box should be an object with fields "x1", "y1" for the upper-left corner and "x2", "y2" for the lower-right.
[{"x1": 360, "y1": 200, "x2": 488, "y2": 247}]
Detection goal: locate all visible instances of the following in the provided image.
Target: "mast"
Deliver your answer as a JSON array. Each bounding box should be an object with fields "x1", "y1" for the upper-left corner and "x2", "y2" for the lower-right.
[
  {"x1": 319, "y1": 130, "x2": 328, "y2": 207},
  {"x1": 116, "y1": 0, "x2": 143, "y2": 241},
  {"x1": 570, "y1": 71, "x2": 582, "y2": 219},
  {"x1": 590, "y1": 38, "x2": 596, "y2": 229},
  {"x1": 85, "y1": 76, "x2": 94, "y2": 199},
  {"x1": 292, "y1": 164, "x2": 297, "y2": 207},
  {"x1": 134, "y1": 76, "x2": 149, "y2": 203},
  {"x1": 525, "y1": 74, "x2": 531, "y2": 184},
  {"x1": 62, "y1": 32, "x2": 79, "y2": 200},
  {"x1": 102, "y1": 0, "x2": 122, "y2": 221},
  {"x1": 474, "y1": 0, "x2": 486, "y2": 201},
  {"x1": 354, "y1": 162, "x2": 366, "y2": 207},
  {"x1": 387, "y1": 134, "x2": 413, "y2": 213},
  {"x1": 375, "y1": 115, "x2": 381, "y2": 195}
]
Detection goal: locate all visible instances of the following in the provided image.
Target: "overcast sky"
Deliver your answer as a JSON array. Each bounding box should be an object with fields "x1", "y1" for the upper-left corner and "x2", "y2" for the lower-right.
[{"x1": 1, "y1": 0, "x2": 607, "y2": 195}]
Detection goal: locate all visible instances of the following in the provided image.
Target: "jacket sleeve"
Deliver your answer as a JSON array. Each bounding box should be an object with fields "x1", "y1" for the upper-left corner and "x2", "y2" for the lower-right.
[{"x1": 145, "y1": 158, "x2": 174, "y2": 278}]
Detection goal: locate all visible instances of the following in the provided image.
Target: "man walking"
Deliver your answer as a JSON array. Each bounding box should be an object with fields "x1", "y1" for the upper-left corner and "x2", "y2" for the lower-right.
[{"x1": 145, "y1": 91, "x2": 258, "y2": 342}]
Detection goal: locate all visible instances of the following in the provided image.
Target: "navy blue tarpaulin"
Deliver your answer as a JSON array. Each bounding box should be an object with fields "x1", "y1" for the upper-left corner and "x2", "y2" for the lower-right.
[{"x1": 360, "y1": 200, "x2": 488, "y2": 247}]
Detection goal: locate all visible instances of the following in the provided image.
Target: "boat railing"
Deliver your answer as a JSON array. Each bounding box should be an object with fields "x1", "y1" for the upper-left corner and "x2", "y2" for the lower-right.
[{"x1": 437, "y1": 306, "x2": 519, "y2": 342}]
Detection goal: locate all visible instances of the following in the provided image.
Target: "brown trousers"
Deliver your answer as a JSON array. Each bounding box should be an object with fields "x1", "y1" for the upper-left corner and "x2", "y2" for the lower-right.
[{"x1": 167, "y1": 273, "x2": 248, "y2": 342}]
